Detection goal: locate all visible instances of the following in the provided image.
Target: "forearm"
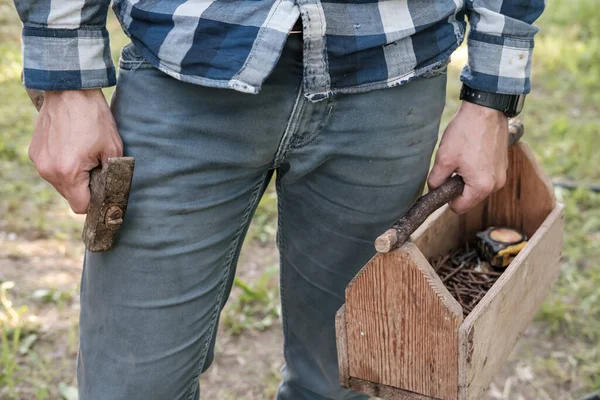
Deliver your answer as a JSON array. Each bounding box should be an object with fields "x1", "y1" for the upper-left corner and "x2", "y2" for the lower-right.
[
  {"x1": 13, "y1": 0, "x2": 115, "y2": 90},
  {"x1": 462, "y1": 0, "x2": 546, "y2": 95}
]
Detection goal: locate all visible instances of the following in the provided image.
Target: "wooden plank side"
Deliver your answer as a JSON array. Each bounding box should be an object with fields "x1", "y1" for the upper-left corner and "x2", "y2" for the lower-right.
[
  {"x1": 335, "y1": 305, "x2": 350, "y2": 387},
  {"x1": 345, "y1": 243, "x2": 463, "y2": 400},
  {"x1": 411, "y1": 205, "x2": 463, "y2": 265},
  {"x1": 459, "y1": 205, "x2": 564, "y2": 400},
  {"x1": 485, "y1": 142, "x2": 556, "y2": 238},
  {"x1": 460, "y1": 201, "x2": 486, "y2": 247},
  {"x1": 348, "y1": 378, "x2": 439, "y2": 400},
  {"x1": 462, "y1": 142, "x2": 556, "y2": 241}
]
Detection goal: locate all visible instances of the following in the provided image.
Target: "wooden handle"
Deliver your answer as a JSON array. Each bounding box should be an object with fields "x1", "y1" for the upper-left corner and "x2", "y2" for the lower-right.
[{"x1": 375, "y1": 119, "x2": 524, "y2": 253}]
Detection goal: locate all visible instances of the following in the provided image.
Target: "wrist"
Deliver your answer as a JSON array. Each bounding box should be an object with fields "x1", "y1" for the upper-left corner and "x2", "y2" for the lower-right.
[
  {"x1": 45, "y1": 89, "x2": 105, "y2": 103},
  {"x1": 458, "y1": 101, "x2": 506, "y2": 120}
]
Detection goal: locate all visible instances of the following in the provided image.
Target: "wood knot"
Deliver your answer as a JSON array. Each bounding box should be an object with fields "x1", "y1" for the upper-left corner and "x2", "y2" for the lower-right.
[{"x1": 105, "y1": 205, "x2": 124, "y2": 226}]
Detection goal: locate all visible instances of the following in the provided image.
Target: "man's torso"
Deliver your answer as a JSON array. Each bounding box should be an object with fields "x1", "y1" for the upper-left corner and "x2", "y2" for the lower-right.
[{"x1": 113, "y1": 0, "x2": 466, "y2": 100}]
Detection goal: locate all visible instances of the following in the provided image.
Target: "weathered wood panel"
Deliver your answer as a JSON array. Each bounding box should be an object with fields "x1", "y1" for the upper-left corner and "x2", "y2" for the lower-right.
[
  {"x1": 411, "y1": 205, "x2": 462, "y2": 265},
  {"x1": 345, "y1": 243, "x2": 463, "y2": 400},
  {"x1": 459, "y1": 205, "x2": 564, "y2": 400},
  {"x1": 462, "y1": 142, "x2": 556, "y2": 240},
  {"x1": 336, "y1": 305, "x2": 350, "y2": 387}
]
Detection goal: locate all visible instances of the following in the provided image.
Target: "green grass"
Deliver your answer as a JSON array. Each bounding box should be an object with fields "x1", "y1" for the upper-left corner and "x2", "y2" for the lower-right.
[
  {"x1": 471, "y1": 0, "x2": 599, "y2": 394},
  {"x1": 223, "y1": 265, "x2": 281, "y2": 336},
  {"x1": 439, "y1": 0, "x2": 600, "y2": 395},
  {"x1": 0, "y1": 0, "x2": 599, "y2": 398}
]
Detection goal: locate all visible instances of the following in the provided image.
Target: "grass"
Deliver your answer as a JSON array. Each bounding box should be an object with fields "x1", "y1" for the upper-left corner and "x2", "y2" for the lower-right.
[
  {"x1": 223, "y1": 265, "x2": 281, "y2": 336},
  {"x1": 519, "y1": 2, "x2": 600, "y2": 393},
  {"x1": 0, "y1": 0, "x2": 599, "y2": 398},
  {"x1": 1, "y1": 282, "x2": 22, "y2": 397}
]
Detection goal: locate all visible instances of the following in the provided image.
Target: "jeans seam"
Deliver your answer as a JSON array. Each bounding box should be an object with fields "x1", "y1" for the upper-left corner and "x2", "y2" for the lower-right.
[
  {"x1": 290, "y1": 97, "x2": 335, "y2": 150},
  {"x1": 273, "y1": 81, "x2": 305, "y2": 168},
  {"x1": 119, "y1": 59, "x2": 154, "y2": 71},
  {"x1": 185, "y1": 172, "x2": 271, "y2": 400}
]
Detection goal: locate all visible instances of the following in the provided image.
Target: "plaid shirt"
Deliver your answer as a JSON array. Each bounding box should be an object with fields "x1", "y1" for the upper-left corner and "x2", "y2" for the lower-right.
[{"x1": 14, "y1": 0, "x2": 544, "y2": 100}]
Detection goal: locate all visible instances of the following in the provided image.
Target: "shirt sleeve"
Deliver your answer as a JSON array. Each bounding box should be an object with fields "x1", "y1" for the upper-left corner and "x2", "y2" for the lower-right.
[
  {"x1": 13, "y1": 0, "x2": 115, "y2": 91},
  {"x1": 461, "y1": 0, "x2": 546, "y2": 95}
]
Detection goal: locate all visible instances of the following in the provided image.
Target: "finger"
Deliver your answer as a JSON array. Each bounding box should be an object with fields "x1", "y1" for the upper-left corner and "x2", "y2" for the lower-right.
[
  {"x1": 100, "y1": 135, "x2": 124, "y2": 164},
  {"x1": 449, "y1": 184, "x2": 480, "y2": 215},
  {"x1": 44, "y1": 178, "x2": 77, "y2": 213},
  {"x1": 450, "y1": 177, "x2": 495, "y2": 214},
  {"x1": 101, "y1": 146, "x2": 123, "y2": 163},
  {"x1": 428, "y1": 154, "x2": 457, "y2": 190},
  {"x1": 62, "y1": 170, "x2": 91, "y2": 214}
]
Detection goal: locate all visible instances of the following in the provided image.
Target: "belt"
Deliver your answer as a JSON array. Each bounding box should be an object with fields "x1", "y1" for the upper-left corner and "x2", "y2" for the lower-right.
[{"x1": 290, "y1": 19, "x2": 303, "y2": 34}]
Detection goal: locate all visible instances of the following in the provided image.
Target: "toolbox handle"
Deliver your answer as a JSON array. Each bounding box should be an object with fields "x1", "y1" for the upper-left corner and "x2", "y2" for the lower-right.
[{"x1": 375, "y1": 119, "x2": 524, "y2": 253}]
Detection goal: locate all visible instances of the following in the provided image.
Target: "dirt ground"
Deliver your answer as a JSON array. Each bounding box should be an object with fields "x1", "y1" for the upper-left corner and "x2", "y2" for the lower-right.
[
  {"x1": 0, "y1": 230, "x2": 585, "y2": 400},
  {"x1": 2, "y1": 0, "x2": 599, "y2": 398}
]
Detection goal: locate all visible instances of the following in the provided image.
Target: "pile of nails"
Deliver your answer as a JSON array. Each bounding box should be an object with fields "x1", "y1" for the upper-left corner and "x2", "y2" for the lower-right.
[{"x1": 430, "y1": 244, "x2": 503, "y2": 318}]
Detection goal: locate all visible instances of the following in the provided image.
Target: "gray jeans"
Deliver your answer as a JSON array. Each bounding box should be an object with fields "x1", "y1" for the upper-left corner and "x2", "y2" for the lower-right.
[{"x1": 77, "y1": 35, "x2": 447, "y2": 400}]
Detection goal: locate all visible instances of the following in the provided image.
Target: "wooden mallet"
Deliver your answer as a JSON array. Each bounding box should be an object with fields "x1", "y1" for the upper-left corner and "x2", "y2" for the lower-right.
[{"x1": 24, "y1": 87, "x2": 134, "y2": 252}]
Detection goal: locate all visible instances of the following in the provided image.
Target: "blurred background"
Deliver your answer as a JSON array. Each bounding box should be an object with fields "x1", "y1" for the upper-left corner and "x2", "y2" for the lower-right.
[{"x1": 0, "y1": 1, "x2": 599, "y2": 399}]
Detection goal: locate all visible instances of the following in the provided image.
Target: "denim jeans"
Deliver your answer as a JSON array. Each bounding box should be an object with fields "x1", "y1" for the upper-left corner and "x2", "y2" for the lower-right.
[{"x1": 77, "y1": 35, "x2": 447, "y2": 400}]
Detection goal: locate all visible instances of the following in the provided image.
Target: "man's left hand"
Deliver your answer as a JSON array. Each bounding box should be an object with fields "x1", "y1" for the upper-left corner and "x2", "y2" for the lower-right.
[{"x1": 427, "y1": 102, "x2": 509, "y2": 214}]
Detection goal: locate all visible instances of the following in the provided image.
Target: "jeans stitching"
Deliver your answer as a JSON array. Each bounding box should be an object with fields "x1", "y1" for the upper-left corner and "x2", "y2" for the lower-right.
[
  {"x1": 119, "y1": 43, "x2": 154, "y2": 71},
  {"x1": 119, "y1": 59, "x2": 154, "y2": 71},
  {"x1": 273, "y1": 81, "x2": 305, "y2": 168},
  {"x1": 290, "y1": 97, "x2": 335, "y2": 150},
  {"x1": 185, "y1": 172, "x2": 271, "y2": 400}
]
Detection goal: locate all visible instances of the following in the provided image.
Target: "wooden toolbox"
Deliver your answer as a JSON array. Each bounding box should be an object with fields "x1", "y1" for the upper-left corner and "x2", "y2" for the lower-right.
[{"x1": 336, "y1": 142, "x2": 564, "y2": 400}]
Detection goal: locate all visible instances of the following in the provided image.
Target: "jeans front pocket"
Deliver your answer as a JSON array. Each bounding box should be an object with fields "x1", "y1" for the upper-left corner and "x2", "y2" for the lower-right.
[{"x1": 119, "y1": 42, "x2": 154, "y2": 71}]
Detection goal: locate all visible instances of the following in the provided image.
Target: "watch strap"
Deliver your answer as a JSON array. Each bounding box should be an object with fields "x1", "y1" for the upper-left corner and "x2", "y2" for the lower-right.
[{"x1": 460, "y1": 85, "x2": 524, "y2": 117}]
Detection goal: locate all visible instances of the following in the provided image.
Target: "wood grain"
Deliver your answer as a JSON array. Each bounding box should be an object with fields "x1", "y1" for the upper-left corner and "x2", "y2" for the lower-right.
[
  {"x1": 458, "y1": 205, "x2": 564, "y2": 400},
  {"x1": 335, "y1": 305, "x2": 350, "y2": 388},
  {"x1": 82, "y1": 157, "x2": 135, "y2": 252},
  {"x1": 345, "y1": 243, "x2": 463, "y2": 400},
  {"x1": 462, "y1": 142, "x2": 556, "y2": 239},
  {"x1": 339, "y1": 141, "x2": 562, "y2": 400},
  {"x1": 411, "y1": 205, "x2": 461, "y2": 266}
]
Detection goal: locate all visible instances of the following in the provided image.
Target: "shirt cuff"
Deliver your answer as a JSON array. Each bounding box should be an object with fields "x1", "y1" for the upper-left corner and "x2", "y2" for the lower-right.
[
  {"x1": 21, "y1": 27, "x2": 116, "y2": 91},
  {"x1": 460, "y1": 31, "x2": 534, "y2": 95}
]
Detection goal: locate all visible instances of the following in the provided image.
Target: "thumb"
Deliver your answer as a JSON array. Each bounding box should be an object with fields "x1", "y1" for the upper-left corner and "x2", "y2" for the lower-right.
[
  {"x1": 64, "y1": 170, "x2": 91, "y2": 214},
  {"x1": 427, "y1": 154, "x2": 457, "y2": 190}
]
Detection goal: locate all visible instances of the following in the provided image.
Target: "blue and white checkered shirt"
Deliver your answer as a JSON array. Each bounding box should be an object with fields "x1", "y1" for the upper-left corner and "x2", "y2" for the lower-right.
[{"x1": 14, "y1": 0, "x2": 544, "y2": 101}]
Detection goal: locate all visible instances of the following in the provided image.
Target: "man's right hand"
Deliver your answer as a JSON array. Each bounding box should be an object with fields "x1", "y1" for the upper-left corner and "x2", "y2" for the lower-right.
[{"x1": 29, "y1": 89, "x2": 123, "y2": 214}]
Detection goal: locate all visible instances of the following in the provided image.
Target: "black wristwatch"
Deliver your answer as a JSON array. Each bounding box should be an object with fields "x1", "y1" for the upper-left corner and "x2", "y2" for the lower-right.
[{"x1": 460, "y1": 84, "x2": 525, "y2": 118}]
